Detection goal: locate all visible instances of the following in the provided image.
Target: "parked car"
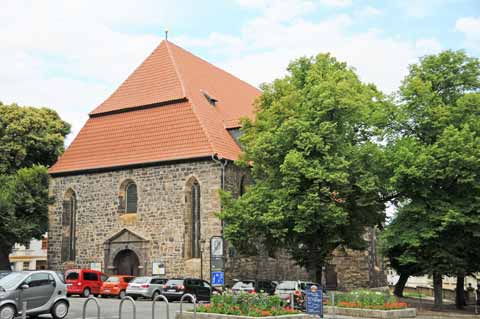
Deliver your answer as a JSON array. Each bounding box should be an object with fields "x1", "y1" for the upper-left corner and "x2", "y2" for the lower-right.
[
  {"x1": 65, "y1": 269, "x2": 107, "y2": 297},
  {"x1": 125, "y1": 276, "x2": 167, "y2": 300},
  {"x1": 0, "y1": 271, "x2": 11, "y2": 280},
  {"x1": 0, "y1": 270, "x2": 69, "y2": 319},
  {"x1": 161, "y1": 278, "x2": 220, "y2": 302},
  {"x1": 232, "y1": 279, "x2": 277, "y2": 295},
  {"x1": 100, "y1": 275, "x2": 135, "y2": 299}
]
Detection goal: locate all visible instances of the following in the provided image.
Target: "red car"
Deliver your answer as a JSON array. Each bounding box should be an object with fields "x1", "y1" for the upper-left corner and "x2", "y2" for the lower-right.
[
  {"x1": 65, "y1": 269, "x2": 107, "y2": 297},
  {"x1": 100, "y1": 275, "x2": 135, "y2": 299}
]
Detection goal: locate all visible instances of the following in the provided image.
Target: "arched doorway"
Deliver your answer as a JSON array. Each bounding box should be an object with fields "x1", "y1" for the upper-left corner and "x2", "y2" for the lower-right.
[{"x1": 113, "y1": 249, "x2": 140, "y2": 276}]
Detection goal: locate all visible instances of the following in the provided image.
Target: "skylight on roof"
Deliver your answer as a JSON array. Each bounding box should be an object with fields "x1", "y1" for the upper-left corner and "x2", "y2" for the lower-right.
[{"x1": 201, "y1": 90, "x2": 218, "y2": 107}]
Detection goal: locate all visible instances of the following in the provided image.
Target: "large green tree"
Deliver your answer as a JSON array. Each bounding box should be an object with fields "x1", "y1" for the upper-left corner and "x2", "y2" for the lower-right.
[
  {"x1": 381, "y1": 50, "x2": 480, "y2": 308},
  {"x1": 219, "y1": 54, "x2": 391, "y2": 282},
  {"x1": 0, "y1": 102, "x2": 70, "y2": 269}
]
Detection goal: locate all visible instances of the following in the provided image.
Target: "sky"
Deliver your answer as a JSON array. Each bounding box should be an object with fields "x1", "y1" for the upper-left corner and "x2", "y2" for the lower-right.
[{"x1": 1, "y1": 0, "x2": 479, "y2": 143}]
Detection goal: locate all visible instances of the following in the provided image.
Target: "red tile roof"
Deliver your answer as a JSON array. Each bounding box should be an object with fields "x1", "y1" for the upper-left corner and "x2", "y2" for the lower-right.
[{"x1": 49, "y1": 41, "x2": 261, "y2": 175}]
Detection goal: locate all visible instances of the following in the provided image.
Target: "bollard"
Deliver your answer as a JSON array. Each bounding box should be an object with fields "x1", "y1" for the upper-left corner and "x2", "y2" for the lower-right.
[
  {"x1": 330, "y1": 291, "x2": 335, "y2": 319},
  {"x1": 119, "y1": 296, "x2": 137, "y2": 319},
  {"x1": 179, "y1": 294, "x2": 197, "y2": 319},
  {"x1": 290, "y1": 293, "x2": 295, "y2": 309},
  {"x1": 21, "y1": 301, "x2": 27, "y2": 319},
  {"x1": 82, "y1": 296, "x2": 101, "y2": 319},
  {"x1": 152, "y1": 294, "x2": 169, "y2": 319}
]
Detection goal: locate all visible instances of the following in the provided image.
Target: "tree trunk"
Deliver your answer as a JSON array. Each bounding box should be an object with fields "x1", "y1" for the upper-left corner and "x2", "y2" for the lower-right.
[
  {"x1": 394, "y1": 272, "x2": 409, "y2": 297},
  {"x1": 433, "y1": 272, "x2": 443, "y2": 308},
  {"x1": 456, "y1": 274, "x2": 465, "y2": 309},
  {"x1": 0, "y1": 243, "x2": 12, "y2": 270}
]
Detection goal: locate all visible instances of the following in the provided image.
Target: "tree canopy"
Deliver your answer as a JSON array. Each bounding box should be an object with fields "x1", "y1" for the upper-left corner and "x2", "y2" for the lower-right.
[
  {"x1": 381, "y1": 50, "x2": 480, "y2": 306},
  {"x1": 0, "y1": 102, "x2": 70, "y2": 269},
  {"x1": 219, "y1": 54, "x2": 391, "y2": 281}
]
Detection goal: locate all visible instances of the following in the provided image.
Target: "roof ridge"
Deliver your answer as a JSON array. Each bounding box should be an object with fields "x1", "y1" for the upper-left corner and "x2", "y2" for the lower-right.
[
  {"x1": 164, "y1": 40, "x2": 187, "y2": 98},
  {"x1": 167, "y1": 41, "x2": 219, "y2": 157},
  {"x1": 167, "y1": 41, "x2": 261, "y2": 93}
]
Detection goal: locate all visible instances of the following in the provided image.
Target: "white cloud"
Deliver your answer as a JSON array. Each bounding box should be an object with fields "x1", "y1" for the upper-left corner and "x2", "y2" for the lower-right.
[
  {"x1": 415, "y1": 38, "x2": 443, "y2": 56},
  {"x1": 186, "y1": 10, "x2": 440, "y2": 93},
  {"x1": 356, "y1": 6, "x2": 382, "y2": 18},
  {"x1": 455, "y1": 16, "x2": 480, "y2": 51},
  {"x1": 0, "y1": 1, "x2": 175, "y2": 143},
  {"x1": 319, "y1": 0, "x2": 352, "y2": 7}
]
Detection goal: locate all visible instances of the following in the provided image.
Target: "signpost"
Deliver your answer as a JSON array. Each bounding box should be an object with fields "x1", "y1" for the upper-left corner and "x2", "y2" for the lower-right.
[
  {"x1": 305, "y1": 287, "x2": 323, "y2": 318},
  {"x1": 210, "y1": 236, "x2": 225, "y2": 287},
  {"x1": 211, "y1": 271, "x2": 225, "y2": 286}
]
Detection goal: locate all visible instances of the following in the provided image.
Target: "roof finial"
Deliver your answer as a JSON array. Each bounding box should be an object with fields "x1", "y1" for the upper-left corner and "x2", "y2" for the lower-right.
[{"x1": 165, "y1": 28, "x2": 169, "y2": 41}]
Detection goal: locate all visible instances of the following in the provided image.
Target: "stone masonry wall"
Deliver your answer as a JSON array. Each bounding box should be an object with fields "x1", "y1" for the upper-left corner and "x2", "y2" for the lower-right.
[{"x1": 48, "y1": 159, "x2": 223, "y2": 281}]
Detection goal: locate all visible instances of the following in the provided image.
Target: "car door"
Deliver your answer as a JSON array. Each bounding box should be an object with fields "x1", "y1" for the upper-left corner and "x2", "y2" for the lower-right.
[
  {"x1": 199, "y1": 281, "x2": 212, "y2": 301},
  {"x1": 21, "y1": 273, "x2": 56, "y2": 310},
  {"x1": 84, "y1": 271, "x2": 99, "y2": 294}
]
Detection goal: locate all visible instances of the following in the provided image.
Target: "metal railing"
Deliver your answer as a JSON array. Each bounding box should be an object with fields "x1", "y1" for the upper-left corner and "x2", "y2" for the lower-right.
[
  {"x1": 119, "y1": 296, "x2": 137, "y2": 319},
  {"x1": 152, "y1": 294, "x2": 169, "y2": 319},
  {"x1": 179, "y1": 293, "x2": 197, "y2": 319},
  {"x1": 82, "y1": 296, "x2": 101, "y2": 319}
]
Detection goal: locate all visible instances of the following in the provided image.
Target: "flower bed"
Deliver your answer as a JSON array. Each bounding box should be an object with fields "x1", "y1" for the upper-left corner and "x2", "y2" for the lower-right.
[
  {"x1": 196, "y1": 293, "x2": 301, "y2": 317},
  {"x1": 332, "y1": 289, "x2": 409, "y2": 310}
]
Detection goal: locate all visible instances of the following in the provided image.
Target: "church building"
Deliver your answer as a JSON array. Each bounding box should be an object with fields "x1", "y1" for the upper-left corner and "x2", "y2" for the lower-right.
[{"x1": 48, "y1": 40, "x2": 384, "y2": 289}]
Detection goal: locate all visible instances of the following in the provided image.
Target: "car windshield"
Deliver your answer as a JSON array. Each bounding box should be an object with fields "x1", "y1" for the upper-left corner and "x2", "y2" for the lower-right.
[
  {"x1": 278, "y1": 281, "x2": 296, "y2": 290},
  {"x1": 66, "y1": 272, "x2": 79, "y2": 280},
  {"x1": 132, "y1": 277, "x2": 149, "y2": 284},
  {"x1": 106, "y1": 277, "x2": 120, "y2": 283},
  {"x1": 233, "y1": 281, "x2": 254, "y2": 289},
  {"x1": 166, "y1": 279, "x2": 184, "y2": 286},
  {"x1": 0, "y1": 272, "x2": 25, "y2": 289}
]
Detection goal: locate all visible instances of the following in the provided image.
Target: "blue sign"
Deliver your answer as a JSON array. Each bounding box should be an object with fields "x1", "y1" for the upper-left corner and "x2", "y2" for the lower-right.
[
  {"x1": 305, "y1": 288, "x2": 323, "y2": 317},
  {"x1": 211, "y1": 271, "x2": 224, "y2": 286}
]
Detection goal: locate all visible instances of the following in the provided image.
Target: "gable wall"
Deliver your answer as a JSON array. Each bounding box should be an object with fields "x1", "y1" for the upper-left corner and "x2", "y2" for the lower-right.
[{"x1": 48, "y1": 159, "x2": 222, "y2": 278}]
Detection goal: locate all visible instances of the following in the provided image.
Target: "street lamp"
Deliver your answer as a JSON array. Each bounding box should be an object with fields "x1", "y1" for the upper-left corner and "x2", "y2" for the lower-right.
[{"x1": 200, "y1": 239, "x2": 206, "y2": 280}]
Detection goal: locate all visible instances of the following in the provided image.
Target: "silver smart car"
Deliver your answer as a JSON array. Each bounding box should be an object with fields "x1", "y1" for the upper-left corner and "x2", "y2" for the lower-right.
[{"x1": 0, "y1": 271, "x2": 69, "y2": 319}]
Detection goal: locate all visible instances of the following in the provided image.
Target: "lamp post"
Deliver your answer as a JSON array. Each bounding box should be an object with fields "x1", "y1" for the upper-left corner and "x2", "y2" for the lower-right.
[{"x1": 200, "y1": 239, "x2": 206, "y2": 280}]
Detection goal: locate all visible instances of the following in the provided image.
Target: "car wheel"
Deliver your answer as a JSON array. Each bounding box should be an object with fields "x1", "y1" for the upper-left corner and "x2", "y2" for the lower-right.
[
  {"x1": 82, "y1": 287, "x2": 91, "y2": 298},
  {"x1": 0, "y1": 304, "x2": 16, "y2": 319},
  {"x1": 51, "y1": 300, "x2": 69, "y2": 319},
  {"x1": 119, "y1": 290, "x2": 126, "y2": 299}
]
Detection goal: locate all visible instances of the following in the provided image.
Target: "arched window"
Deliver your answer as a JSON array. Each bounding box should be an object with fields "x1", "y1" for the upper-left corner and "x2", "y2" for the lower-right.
[
  {"x1": 125, "y1": 182, "x2": 138, "y2": 213},
  {"x1": 191, "y1": 181, "x2": 201, "y2": 258},
  {"x1": 240, "y1": 175, "x2": 246, "y2": 196},
  {"x1": 185, "y1": 177, "x2": 201, "y2": 259},
  {"x1": 61, "y1": 190, "x2": 76, "y2": 262}
]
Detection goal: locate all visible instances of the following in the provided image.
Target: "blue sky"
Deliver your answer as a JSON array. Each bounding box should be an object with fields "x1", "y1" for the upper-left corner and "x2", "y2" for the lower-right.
[{"x1": 1, "y1": 0, "x2": 479, "y2": 142}]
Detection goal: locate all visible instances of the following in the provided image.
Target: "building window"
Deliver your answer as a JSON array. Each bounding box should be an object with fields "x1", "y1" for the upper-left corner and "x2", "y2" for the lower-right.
[
  {"x1": 61, "y1": 189, "x2": 76, "y2": 262},
  {"x1": 125, "y1": 182, "x2": 138, "y2": 213},
  {"x1": 240, "y1": 175, "x2": 246, "y2": 196},
  {"x1": 41, "y1": 237, "x2": 48, "y2": 250},
  {"x1": 184, "y1": 177, "x2": 201, "y2": 259},
  {"x1": 23, "y1": 261, "x2": 30, "y2": 270},
  {"x1": 191, "y1": 182, "x2": 201, "y2": 258},
  {"x1": 119, "y1": 180, "x2": 138, "y2": 214}
]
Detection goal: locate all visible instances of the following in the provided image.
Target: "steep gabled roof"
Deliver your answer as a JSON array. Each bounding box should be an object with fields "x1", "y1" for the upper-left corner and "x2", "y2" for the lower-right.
[{"x1": 49, "y1": 41, "x2": 261, "y2": 175}]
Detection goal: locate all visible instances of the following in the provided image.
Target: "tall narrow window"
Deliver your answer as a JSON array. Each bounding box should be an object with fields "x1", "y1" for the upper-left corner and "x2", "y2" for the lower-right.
[
  {"x1": 125, "y1": 182, "x2": 138, "y2": 213},
  {"x1": 62, "y1": 190, "x2": 76, "y2": 262},
  {"x1": 191, "y1": 182, "x2": 201, "y2": 258}
]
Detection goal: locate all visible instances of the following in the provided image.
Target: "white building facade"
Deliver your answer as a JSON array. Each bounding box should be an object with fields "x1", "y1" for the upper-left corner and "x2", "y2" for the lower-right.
[{"x1": 9, "y1": 235, "x2": 48, "y2": 271}]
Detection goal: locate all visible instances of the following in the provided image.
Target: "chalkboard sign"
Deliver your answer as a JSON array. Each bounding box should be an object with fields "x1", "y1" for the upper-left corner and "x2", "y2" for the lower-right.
[{"x1": 305, "y1": 288, "x2": 323, "y2": 317}]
